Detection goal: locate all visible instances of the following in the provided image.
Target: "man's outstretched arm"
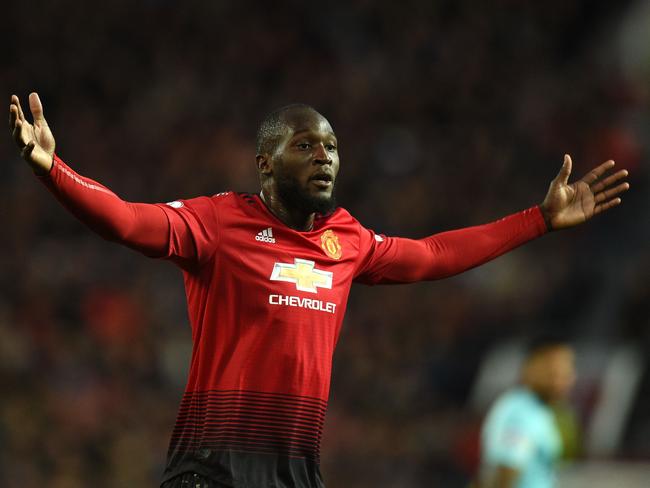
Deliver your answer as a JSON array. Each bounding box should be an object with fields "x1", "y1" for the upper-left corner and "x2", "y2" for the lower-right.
[
  {"x1": 9, "y1": 93, "x2": 187, "y2": 259},
  {"x1": 355, "y1": 156, "x2": 629, "y2": 284}
]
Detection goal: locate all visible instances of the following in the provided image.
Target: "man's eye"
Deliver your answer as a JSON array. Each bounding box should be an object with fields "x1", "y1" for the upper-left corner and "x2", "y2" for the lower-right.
[
  {"x1": 297, "y1": 143, "x2": 311, "y2": 150},
  {"x1": 326, "y1": 144, "x2": 337, "y2": 152}
]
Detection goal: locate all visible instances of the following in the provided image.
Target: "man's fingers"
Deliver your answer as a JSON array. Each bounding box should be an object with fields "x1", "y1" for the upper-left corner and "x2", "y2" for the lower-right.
[
  {"x1": 12, "y1": 119, "x2": 27, "y2": 147},
  {"x1": 594, "y1": 182, "x2": 630, "y2": 204},
  {"x1": 555, "y1": 154, "x2": 572, "y2": 185},
  {"x1": 594, "y1": 197, "x2": 622, "y2": 215},
  {"x1": 590, "y1": 169, "x2": 628, "y2": 193},
  {"x1": 581, "y1": 160, "x2": 615, "y2": 185},
  {"x1": 9, "y1": 104, "x2": 18, "y2": 128},
  {"x1": 28, "y1": 92, "x2": 45, "y2": 122},
  {"x1": 9, "y1": 104, "x2": 24, "y2": 129},
  {"x1": 11, "y1": 94, "x2": 26, "y2": 121}
]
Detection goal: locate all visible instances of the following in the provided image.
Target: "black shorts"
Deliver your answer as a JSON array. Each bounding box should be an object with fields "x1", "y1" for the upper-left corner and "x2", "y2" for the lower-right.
[{"x1": 161, "y1": 472, "x2": 231, "y2": 488}]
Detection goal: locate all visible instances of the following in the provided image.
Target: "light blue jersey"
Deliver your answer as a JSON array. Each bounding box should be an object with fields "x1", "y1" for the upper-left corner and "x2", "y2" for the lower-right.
[{"x1": 480, "y1": 387, "x2": 562, "y2": 488}]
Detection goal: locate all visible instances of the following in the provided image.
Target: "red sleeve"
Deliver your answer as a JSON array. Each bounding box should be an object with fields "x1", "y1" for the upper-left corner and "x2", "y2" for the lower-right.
[
  {"x1": 154, "y1": 197, "x2": 220, "y2": 269},
  {"x1": 354, "y1": 206, "x2": 548, "y2": 285},
  {"x1": 38, "y1": 155, "x2": 217, "y2": 270}
]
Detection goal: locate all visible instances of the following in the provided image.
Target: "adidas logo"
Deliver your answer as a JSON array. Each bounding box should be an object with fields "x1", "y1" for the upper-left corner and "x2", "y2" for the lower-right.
[{"x1": 255, "y1": 227, "x2": 276, "y2": 243}]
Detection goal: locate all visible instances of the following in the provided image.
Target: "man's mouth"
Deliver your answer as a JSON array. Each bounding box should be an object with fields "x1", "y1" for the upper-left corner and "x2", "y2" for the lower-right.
[{"x1": 309, "y1": 173, "x2": 333, "y2": 189}]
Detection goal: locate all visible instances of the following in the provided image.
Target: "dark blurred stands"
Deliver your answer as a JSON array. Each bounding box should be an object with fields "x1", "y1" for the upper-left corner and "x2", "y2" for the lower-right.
[{"x1": 0, "y1": 1, "x2": 647, "y2": 486}]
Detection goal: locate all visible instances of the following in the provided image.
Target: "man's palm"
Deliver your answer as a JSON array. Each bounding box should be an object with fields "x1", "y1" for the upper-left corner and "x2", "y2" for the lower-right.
[
  {"x1": 9, "y1": 93, "x2": 55, "y2": 174},
  {"x1": 541, "y1": 155, "x2": 629, "y2": 230}
]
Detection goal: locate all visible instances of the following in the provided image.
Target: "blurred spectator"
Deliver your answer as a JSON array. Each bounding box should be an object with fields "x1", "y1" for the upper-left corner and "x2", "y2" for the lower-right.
[{"x1": 478, "y1": 336, "x2": 577, "y2": 488}]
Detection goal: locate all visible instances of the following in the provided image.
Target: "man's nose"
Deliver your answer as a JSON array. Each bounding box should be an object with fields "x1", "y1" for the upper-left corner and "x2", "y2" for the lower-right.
[{"x1": 313, "y1": 143, "x2": 332, "y2": 164}]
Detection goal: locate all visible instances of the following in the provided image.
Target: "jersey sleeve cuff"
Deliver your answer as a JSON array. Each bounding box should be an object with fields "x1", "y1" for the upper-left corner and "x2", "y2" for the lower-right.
[
  {"x1": 35, "y1": 153, "x2": 61, "y2": 179},
  {"x1": 528, "y1": 205, "x2": 549, "y2": 236}
]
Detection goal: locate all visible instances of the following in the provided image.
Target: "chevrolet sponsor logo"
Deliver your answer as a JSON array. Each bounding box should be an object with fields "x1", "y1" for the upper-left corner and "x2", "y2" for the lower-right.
[
  {"x1": 270, "y1": 258, "x2": 333, "y2": 293},
  {"x1": 268, "y1": 294, "x2": 336, "y2": 314}
]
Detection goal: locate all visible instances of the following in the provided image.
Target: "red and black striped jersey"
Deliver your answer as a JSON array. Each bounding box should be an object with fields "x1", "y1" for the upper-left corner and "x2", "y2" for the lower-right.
[{"x1": 157, "y1": 192, "x2": 371, "y2": 486}]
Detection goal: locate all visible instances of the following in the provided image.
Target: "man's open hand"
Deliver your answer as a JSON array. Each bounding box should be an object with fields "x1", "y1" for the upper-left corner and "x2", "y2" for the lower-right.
[
  {"x1": 540, "y1": 154, "x2": 629, "y2": 230},
  {"x1": 9, "y1": 93, "x2": 55, "y2": 175}
]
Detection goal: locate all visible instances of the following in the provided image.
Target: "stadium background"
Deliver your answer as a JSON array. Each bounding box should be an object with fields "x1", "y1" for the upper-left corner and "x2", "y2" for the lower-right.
[{"x1": 1, "y1": 0, "x2": 649, "y2": 486}]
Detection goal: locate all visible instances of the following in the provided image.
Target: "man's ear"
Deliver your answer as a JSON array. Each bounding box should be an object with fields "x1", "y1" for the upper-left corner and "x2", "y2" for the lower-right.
[{"x1": 256, "y1": 154, "x2": 273, "y2": 175}]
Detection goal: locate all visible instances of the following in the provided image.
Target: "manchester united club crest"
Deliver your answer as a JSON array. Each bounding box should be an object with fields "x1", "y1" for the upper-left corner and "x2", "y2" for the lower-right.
[{"x1": 320, "y1": 230, "x2": 342, "y2": 260}]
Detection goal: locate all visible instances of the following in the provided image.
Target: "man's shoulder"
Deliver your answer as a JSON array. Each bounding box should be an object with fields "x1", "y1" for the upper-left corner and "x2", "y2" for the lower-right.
[
  {"x1": 500, "y1": 387, "x2": 530, "y2": 401},
  {"x1": 489, "y1": 388, "x2": 550, "y2": 427},
  {"x1": 207, "y1": 191, "x2": 243, "y2": 204},
  {"x1": 160, "y1": 192, "x2": 251, "y2": 229},
  {"x1": 168, "y1": 191, "x2": 251, "y2": 210}
]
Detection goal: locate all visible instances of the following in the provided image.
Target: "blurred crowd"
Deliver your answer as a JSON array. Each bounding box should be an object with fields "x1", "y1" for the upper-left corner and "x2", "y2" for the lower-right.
[{"x1": 1, "y1": 0, "x2": 648, "y2": 486}]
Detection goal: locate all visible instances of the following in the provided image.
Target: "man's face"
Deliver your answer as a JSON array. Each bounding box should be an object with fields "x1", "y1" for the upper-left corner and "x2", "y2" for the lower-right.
[
  {"x1": 527, "y1": 345, "x2": 577, "y2": 403},
  {"x1": 269, "y1": 111, "x2": 340, "y2": 215}
]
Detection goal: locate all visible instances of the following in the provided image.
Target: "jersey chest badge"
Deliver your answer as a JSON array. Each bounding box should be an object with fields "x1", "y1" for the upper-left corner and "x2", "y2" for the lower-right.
[
  {"x1": 270, "y1": 258, "x2": 333, "y2": 293},
  {"x1": 321, "y1": 230, "x2": 342, "y2": 260}
]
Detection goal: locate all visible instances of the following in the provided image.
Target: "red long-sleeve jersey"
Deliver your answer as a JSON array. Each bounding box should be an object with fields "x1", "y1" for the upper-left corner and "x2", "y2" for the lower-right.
[{"x1": 40, "y1": 155, "x2": 547, "y2": 487}]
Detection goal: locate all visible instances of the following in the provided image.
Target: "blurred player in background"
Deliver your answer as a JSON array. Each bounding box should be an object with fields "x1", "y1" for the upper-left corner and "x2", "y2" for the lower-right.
[
  {"x1": 9, "y1": 93, "x2": 628, "y2": 488},
  {"x1": 479, "y1": 337, "x2": 577, "y2": 488}
]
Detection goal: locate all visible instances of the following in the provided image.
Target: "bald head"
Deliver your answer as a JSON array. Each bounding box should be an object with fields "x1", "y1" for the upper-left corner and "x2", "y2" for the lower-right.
[{"x1": 255, "y1": 104, "x2": 331, "y2": 155}]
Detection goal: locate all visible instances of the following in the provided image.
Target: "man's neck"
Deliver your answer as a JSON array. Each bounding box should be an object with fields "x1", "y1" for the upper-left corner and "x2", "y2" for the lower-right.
[{"x1": 260, "y1": 190, "x2": 315, "y2": 232}]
